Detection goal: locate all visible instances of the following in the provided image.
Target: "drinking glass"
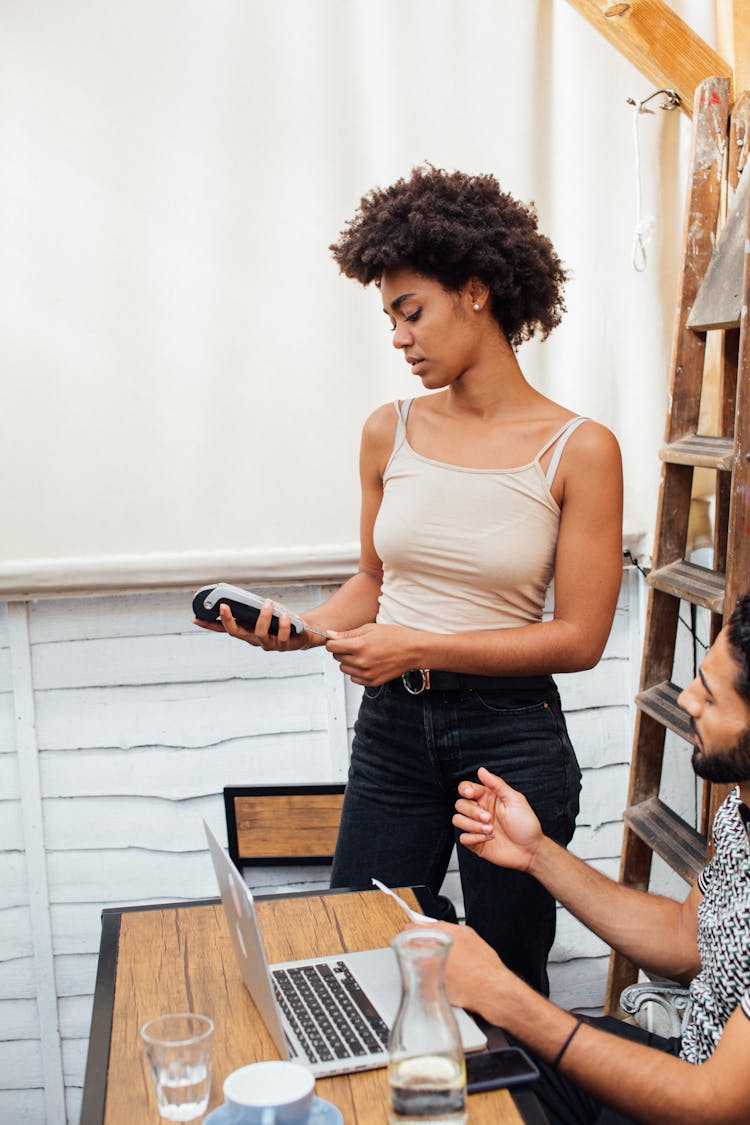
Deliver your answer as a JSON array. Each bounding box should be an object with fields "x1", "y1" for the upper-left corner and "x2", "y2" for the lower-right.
[{"x1": 140, "y1": 1012, "x2": 214, "y2": 1121}]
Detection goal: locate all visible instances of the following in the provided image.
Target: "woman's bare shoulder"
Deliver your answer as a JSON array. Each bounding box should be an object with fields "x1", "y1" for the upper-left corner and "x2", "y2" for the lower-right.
[
  {"x1": 559, "y1": 419, "x2": 623, "y2": 500},
  {"x1": 567, "y1": 418, "x2": 622, "y2": 462},
  {"x1": 360, "y1": 401, "x2": 401, "y2": 473},
  {"x1": 362, "y1": 400, "x2": 400, "y2": 434}
]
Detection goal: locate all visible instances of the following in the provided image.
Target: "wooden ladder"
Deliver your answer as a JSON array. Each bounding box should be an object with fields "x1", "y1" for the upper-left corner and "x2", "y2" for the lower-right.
[{"x1": 605, "y1": 76, "x2": 750, "y2": 1014}]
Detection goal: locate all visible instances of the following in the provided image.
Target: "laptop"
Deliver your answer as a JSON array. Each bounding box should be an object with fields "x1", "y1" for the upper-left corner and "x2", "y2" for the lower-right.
[{"x1": 204, "y1": 821, "x2": 487, "y2": 1077}]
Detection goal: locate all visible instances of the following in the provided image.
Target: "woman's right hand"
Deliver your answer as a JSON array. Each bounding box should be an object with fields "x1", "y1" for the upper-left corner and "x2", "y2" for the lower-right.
[
  {"x1": 193, "y1": 600, "x2": 322, "y2": 652},
  {"x1": 453, "y1": 767, "x2": 543, "y2": 872}
]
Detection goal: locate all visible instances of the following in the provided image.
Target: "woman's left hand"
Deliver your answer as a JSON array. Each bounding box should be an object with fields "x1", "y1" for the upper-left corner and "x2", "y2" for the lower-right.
[{"x1": 325, "y1": 623, "x2": 419, "y2": 685}]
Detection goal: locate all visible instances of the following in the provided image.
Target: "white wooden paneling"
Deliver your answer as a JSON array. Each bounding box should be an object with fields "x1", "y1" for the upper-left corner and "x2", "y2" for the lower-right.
[
  {"x1": 0, "y1": 799, "x2": 24, "y2": 849},
  {"x1": 2, "y1": 852, "x2": 29, "y2": 909},
  {"x1": 35, "y1": 677, "x2": 327, "y2": 751},
  {"x1": 549, "y1": 957, "x2": 609, "y2": 1012},
  {"x1": 47, "y1": 849, "x2": 218, "y2": 904},
  {"x1": 31, "y1": 630, "x2": 319, "y2": 690},
  {"x1": 66, "y1": 1087, "x2": 83, "y2": 1125},
  {"x1": 0, "y1": 688, "x2": 14, "y2": 751},
  {"x1": 8, "y1": 603, "x2": 67, "y2": 1122},
  {"x1": 43, "y1": 794, "x2": 227, "y2": 850},
  {"x1": 50, "y1": 904, "x2": 120, "y2": 955},
  {"x1": 0, "y1": 1089, "x2": 46, "y2": 1125},
  {"x1": 1, "y1": 998, "x2": 41, "y2": 1040},
  {"x1": 600, "y1": 607, "x2": 632, "y2": 659},
  {"x1": 243, "y1": 866, "x2": 337, "y2": 896},
  {"x1": 570, "y1": 821, "x2": 624, "y2": 860},
  {"x1": 61, "y1": 1037, "x2": 88, "y2": 1084},
  {"x1": 0, "y1": 750, "x2": 20, "y2": 799},
  {"x1": 565, "y1": 706, "x2": 631, "y2": 770},
  {"x1": 0, "y1": 957, "x2": 36, "y2": 1000},
  {"x1": 577, "y1": 764, "x2": 631, "y2": 829},
  {"x1": 0, "y1": 702, "x2": 15, "y2": 755},
  {"x1": 0, "y1": 906, "x2": 33, "y2": 958},
  {"x1": 0, "y1": 1040, "x2": 43, "y2": 1089},
  {"x1": 40, "y1": 735, "x2": 333, "y2": 799},
  {"x1": 557, "y1": 657, "x2": 631, "y2": 711},
  {"x1": 54, "y1": 955, "x2": 99, "y2": 1000}
]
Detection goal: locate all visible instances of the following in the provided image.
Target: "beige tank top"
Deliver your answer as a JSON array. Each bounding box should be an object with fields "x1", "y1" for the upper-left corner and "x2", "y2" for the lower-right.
[{"x1": 373, "y1": 400, "x2": 587, "y2": 633}]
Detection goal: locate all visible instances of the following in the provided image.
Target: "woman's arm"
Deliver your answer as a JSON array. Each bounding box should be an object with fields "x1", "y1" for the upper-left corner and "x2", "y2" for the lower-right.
[{"x1": 327, "y1": 421, "x2": 624, "y2": 683}]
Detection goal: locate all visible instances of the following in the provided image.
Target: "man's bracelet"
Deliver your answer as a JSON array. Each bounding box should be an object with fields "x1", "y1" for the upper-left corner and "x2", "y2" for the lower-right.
[{"x1": 552, "y1": 1016, "x2": 583, "y2": 1068}]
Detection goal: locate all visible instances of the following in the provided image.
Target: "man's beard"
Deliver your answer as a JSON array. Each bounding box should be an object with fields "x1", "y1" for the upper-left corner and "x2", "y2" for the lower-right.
[{"x1": 691, "y1": 721, "x2": 750, "y2": 783}]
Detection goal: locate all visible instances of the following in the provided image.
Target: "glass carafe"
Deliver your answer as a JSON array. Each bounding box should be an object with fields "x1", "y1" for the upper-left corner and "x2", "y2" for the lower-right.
[{"x1": 388, "y1": 928, "x2": 466, "y2": 1123}]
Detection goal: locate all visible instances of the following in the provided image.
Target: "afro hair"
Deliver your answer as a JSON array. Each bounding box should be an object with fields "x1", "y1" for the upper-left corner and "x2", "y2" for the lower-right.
[{"x1": 330, "y1": 166, "x2": 567, "y2": 347}]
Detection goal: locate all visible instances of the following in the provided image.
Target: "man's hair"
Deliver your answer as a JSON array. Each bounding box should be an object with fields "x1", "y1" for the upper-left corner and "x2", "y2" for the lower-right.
[
  {"x1": 727, "y1": 593, "x2": 750, "y2": 705},
  {"x1": 329, "y1": 166, "x2": 567, "y2": 348}
]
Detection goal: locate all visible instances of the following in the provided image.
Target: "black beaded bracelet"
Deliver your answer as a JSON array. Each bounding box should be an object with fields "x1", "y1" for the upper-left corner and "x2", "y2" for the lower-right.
[{"x1": 552, "y1": 1016, "x2": 583, "y2": 1068}]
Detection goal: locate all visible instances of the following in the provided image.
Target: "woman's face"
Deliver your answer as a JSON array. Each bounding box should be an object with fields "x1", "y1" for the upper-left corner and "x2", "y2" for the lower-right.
[{"x1": 380, "y1": 266, "x2": 482, "y2": 390}]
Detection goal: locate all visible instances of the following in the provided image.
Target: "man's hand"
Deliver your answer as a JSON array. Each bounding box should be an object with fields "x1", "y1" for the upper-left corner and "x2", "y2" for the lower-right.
[
  {"x1": 428, "y1": 922, "x2": 510, "y2": 1020},
  {"x1": 453, "y1": 767, "x2": 543, "y2": 873}
]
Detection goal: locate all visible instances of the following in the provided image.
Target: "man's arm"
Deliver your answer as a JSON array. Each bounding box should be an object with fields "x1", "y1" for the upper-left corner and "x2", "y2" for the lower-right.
[
  {"x1": 440, "y1": 923, "x2": 750, "y2": 1125},
  {"x1": 454, "y1": 769, "x2": 701, "y2": 981}
]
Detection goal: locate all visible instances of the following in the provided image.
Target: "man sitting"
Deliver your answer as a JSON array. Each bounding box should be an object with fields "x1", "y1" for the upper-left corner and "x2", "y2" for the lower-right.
[{"x1": 441, "y1": 594, "x2": 750, "y2": 1124}]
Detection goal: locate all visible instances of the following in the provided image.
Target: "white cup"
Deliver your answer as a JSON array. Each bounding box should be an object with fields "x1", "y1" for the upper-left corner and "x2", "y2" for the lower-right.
[{"x1": 223, "y1": 1061, "x2": 315, "y2": 1124}]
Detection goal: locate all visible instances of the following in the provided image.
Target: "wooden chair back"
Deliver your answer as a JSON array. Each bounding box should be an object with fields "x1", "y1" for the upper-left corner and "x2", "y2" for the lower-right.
[{"x1": 223, "y1": 784, "x2": 346, "y2": 870}]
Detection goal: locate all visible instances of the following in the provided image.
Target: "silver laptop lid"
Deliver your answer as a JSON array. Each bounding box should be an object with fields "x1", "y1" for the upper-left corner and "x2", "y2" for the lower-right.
[{"x1": 203, "y1": 820, "x2": 290, "y2": 1058}]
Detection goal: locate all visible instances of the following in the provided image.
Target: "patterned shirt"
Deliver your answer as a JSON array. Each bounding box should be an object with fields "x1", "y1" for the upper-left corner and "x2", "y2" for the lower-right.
[{"x1": 680, "y1": 788, "x2": 750, "y2": 1064}]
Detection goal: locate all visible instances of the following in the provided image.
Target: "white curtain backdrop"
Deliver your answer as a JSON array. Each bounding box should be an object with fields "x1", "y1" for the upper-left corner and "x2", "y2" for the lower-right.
[{"x1": 0, "y1": 0, "x2": 715, "y2": 583}]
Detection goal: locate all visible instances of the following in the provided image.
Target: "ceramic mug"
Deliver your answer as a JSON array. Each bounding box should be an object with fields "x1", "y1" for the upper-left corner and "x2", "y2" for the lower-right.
[{"x1": 223, "y1": 1061, "x2": 315, "y2": 1124}]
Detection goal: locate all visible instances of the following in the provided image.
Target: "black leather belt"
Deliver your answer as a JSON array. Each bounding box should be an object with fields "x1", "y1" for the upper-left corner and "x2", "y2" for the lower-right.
[{"x1": 400, "y1": 670, "x2": 551, "y2": 695}]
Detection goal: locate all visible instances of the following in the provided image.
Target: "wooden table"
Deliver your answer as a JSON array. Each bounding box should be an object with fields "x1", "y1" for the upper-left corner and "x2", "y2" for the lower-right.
[{"x1": 81, "y1": 887, "x2": 545, "y2": 1123}]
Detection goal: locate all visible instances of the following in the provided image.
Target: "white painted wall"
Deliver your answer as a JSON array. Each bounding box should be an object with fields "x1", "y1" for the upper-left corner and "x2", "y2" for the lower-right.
[
  {"x1": 0, "y1": 567, "x2": 642, "y2": 1122},
  {"x1": 0, "y1": 0, "x2": 701, "y2": 595}
]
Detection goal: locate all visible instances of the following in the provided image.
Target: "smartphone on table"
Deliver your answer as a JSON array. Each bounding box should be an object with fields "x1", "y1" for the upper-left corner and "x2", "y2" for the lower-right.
[
  {"x1": 465, "y1": 1046, "x2": 539, "y2": 1093},
  {"x1": 192, "y1": 583, "x2": 318, "y2": 638}
]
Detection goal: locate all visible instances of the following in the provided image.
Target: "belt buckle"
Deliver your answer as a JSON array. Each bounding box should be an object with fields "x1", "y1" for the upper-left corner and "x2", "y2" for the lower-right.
[{"x1": 402, "y1": 669, "x2": 430, "y2": 695}]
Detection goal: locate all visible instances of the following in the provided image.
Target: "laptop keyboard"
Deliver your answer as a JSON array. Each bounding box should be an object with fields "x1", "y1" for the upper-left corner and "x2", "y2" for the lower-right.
[{"x1": 272, "y1": 960, "x2": 389, "y2": 1064}]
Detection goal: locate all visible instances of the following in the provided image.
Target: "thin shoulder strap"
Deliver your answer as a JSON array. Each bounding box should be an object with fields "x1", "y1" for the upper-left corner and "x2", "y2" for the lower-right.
[
  {"x1": 391, "y1": 398, "x2": 413, "y2": 454},
  {"x1": 540, "y1": 417, "x2": 588, "y2": 487}
]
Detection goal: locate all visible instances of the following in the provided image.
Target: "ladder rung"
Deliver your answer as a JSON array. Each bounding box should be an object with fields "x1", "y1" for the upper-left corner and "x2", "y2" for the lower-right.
[
  {"x1": 635, "y1": 682, "x2": 693, "y2": 743},
  {"x1": 624, "y1": 797, "x2": 707, "y2": 883},
  {"x1": 647, "y1": 560, "x2": 725, "y2": 613},
  {"x1": 659, "y1": 435, "x2": 734, "y2": 469}
]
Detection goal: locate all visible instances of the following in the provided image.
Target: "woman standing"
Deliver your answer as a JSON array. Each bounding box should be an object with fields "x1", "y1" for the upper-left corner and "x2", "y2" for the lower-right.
[{"x1": 198, "y1": 167, "x2": 623, "y2": 995}]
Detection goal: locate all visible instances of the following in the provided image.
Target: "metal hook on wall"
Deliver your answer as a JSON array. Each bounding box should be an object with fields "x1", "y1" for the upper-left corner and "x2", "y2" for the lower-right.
[
  {"x1": 626, "y1": 89, "x2": 680, "y2": 271},
  {"x1": 626, "y1": 88, "x2": 681, "y2": 115}
]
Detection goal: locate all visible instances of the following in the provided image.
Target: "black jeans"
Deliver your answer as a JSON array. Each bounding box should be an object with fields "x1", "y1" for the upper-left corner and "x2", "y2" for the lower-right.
[
  {"x1": 330, "y1": 675, "x2": 581, "y2": 994},
  {"x1": 506, "y1": 1016, "x2": 683, "y2": 1124}
]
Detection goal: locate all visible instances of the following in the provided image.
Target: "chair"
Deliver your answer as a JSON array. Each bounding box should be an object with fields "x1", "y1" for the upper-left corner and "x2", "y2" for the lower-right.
[
  {"x1": 223, "y1": 783, "x2": 346, "y2": 895},
  {"x1": 619, "y1": 982, "x2": 692, "y2": 1039}
]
